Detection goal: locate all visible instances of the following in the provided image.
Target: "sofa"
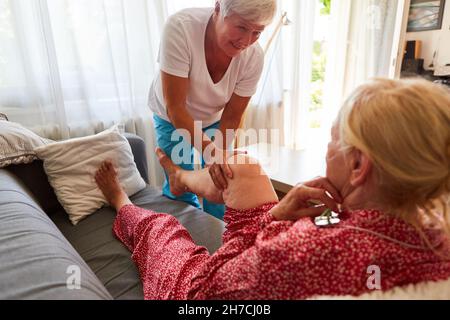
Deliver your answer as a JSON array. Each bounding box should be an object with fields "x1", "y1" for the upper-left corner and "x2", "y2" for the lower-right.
[{"x1": 0, "y1": 133, "x2": 225, "y2": 299}]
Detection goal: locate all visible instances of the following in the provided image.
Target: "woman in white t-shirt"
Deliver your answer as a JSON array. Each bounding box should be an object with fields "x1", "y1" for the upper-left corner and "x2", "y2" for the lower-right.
[{"x1": 149, "y1": 0, "x2": 277, "y2": 218}]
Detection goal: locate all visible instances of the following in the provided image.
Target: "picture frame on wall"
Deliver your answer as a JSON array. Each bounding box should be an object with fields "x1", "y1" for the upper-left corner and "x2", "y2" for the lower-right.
[{"x1": 407, "y1": 0, "x2": 446, "y2": 32}]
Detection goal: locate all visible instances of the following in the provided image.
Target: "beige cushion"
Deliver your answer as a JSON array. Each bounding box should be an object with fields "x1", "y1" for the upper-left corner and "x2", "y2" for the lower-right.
[
  {"x1": 0, "y1": 120, "x2": 52, "y2": 168},
  {"x1": 34, "y1": 126, "x2": 146, "y2": 225}
]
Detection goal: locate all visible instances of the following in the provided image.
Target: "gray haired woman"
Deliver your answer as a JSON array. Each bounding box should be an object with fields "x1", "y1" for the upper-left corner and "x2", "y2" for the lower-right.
[{"x1": 148, "y1": 0, "x2": 277, "y2": 219}]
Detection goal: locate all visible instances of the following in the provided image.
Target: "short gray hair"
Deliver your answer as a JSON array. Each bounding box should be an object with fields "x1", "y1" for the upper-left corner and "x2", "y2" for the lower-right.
[{"x1": 216, "y1": 0, "x2": 277, "y2": 25}]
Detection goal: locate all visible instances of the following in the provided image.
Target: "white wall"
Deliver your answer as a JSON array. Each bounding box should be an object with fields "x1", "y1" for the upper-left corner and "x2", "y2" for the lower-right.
[{"x1": 406, "y1": 1, "x2": 450, "y2": 70}]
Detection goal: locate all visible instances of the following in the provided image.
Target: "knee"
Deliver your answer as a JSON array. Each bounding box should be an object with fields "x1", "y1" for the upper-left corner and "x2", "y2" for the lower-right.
[
  {"x1": 223, "y1": 155, "x2": 277, "y2": 209},
  {"x1": 226, "y1": 154, "x2": 265, "y2": 178}
]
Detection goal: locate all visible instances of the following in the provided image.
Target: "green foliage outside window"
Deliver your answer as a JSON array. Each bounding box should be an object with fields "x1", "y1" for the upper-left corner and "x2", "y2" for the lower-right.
[
  {"x1": 320, "y1": 0, "x2": 331, "y2": 15},
  {"x1": 309, "y1": 0, "x2": 331, "y2": 128}
]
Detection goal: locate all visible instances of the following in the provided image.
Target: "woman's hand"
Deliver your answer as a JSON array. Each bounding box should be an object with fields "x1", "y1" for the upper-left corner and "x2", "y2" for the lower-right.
[
  {"x1": 205, "y1": 148, "x2": 246, "y2": 191},
  {"x1": 269, "y1": 177, "x2": 343, "y2": 221}
]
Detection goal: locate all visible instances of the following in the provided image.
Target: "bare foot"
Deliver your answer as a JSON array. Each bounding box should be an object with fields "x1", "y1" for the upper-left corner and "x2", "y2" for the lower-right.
[
  {"x1": 95, "y1": 161, "x2": 132, "y2": 211},
  {"x1": 155, "y1": 148, "x2": 188, "y2": 196}
]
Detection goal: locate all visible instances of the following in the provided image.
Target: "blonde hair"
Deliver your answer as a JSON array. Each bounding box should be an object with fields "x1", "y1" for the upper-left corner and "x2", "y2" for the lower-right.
[
  {"x1": 337, "y1": 78, "x2": 450, "y2": 252},
  {"x1": 216, "y1": 0, "x2": 277, "y2": 26}
]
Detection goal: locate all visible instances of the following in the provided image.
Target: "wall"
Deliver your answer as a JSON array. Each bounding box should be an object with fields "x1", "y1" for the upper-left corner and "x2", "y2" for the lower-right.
[{"x1": 406, "y1": 1, "x2": 450, "y2": 70}]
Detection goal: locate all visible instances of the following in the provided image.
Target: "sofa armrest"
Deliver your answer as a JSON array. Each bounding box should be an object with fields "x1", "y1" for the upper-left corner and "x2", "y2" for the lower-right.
[
  {"x1": 124, "y1": 133, "x2": 149, "y2": 184},
  {"x1": 0, "y1": 170, "x2": 113, "y2": 299}
]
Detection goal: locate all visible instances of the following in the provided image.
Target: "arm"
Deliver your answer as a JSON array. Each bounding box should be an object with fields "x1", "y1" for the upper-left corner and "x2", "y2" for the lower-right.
[
  {"x1": 157, "y1": 15, "x2": 225, "y2": 163},
  {"x1": 162, "y1": 71, "x2": 217, "y2": 155},
  {"x1": 217, "y1": 93, "x2": 251, "y2": 150},
  {"x1": 163, "y1": 71, "x2": 244, "y2": 190},
  {"x1": 205, "y1": 46, "x2": 264, "y2": 189},
  {"x1": 220, "y1": 173, "x2": 340, "y2": 246},
  {"x1": 187, "y1": 215, "x2": 349, "y2": 300},
  {"x1": 205, "y1": 94, "x2": 251, "y2": 190}
]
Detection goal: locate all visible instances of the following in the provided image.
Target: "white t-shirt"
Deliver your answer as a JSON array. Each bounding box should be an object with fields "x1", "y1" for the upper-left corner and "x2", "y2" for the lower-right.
[{"x1": 148, "y1": 7, "x2": 264, "y2": 128}]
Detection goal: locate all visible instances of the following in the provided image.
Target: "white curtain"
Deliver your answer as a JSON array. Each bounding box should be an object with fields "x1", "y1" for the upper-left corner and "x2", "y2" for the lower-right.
[
  {"x1": 282, "y1": 0, "x2": 316, "y2": 150},
  {"x1": 238, "y1": 0, "x2": 317, "y2": 151},
  {"x1": 239, "y1": 7, "x2": 285, "y2": 147},
  {"x1": 0, "y1": 0, "x2": 401, "y2": 185},
  {"x1": 0, "y1": 0, "x2": 214, "y2": 187},
  {"x1": 242, "y1": 0, "x2": 402, "y2": 152},
  {"x1": 323, "y1": 0, "x2": 400, "y2": 131}
]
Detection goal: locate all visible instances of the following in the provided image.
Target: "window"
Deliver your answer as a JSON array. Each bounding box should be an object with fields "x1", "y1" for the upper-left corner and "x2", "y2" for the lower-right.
[{"x1": 308, "y1": 0, "x2": 332, "y2": 130}]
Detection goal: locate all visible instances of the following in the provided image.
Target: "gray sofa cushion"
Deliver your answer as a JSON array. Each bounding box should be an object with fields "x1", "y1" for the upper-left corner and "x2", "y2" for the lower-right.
[
  {"x1": 51, "y1": 186, "x2": 225, "y2": 300},
  {"x1": 50, "y1": 205, "x2": 144, "y2": 300},
  {"x1": 0, "y1": 170, "x2": 112, "y2": 300}
]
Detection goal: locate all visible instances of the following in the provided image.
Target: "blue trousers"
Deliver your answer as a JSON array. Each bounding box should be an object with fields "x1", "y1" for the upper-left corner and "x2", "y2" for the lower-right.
[{"x1": 153, "y1": 115, "x2": 225, "y2": 220}]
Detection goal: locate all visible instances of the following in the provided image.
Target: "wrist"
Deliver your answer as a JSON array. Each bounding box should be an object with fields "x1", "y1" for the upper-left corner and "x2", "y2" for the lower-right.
[{"x1": 268, "y1": 205, "x2": 283, "y2": 221}]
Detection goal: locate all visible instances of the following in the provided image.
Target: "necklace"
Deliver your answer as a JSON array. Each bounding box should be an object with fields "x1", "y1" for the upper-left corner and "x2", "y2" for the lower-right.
[
  {"x1": 314, "y1": 209, "x2": 430, "y2": 250},
  {"x1": 314, "y1": 209, "x2": 340, "y2": 227},
  {"x1": 338, "y1": 225, "x2": 429, "y2": 250}
]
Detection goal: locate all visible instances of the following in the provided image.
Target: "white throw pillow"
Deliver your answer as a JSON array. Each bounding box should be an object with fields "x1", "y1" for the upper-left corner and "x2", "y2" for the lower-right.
[
  {"x1": 0, "y1": 120, "x2": 53, "y2": 168},
  {"x1": 34, "y1": 125, "x2": 146, "y2": 225}
]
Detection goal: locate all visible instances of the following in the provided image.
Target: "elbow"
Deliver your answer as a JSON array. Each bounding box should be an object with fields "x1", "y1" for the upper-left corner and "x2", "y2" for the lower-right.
[
  {"x1": 166, "y1": 108, "x2": 173, "y2": 123},
  {"x1": 166, "y1": 105, "x2": 178, "y2": 124}
]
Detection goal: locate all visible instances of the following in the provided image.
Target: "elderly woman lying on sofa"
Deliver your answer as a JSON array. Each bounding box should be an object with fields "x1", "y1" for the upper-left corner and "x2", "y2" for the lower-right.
[{"x1": 94, "y1": 78, "x2": 450, "y2": 300}]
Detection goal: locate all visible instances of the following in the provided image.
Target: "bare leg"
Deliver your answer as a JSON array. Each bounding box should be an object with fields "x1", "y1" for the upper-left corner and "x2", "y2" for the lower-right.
[
  {"x1": 156, "y1": 149, "x2": 278, "y2": 210},
  {"x1": 156, "y1": 148, "x2": 224, "y2": 204},
  {"x1": 95, "y1": 161, "x2": 132, "y2": 212}
]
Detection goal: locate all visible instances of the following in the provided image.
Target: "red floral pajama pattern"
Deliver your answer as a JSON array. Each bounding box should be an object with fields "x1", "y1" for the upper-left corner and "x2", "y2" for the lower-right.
[{"x1": 113, "y1": 203, "x2": 450, "y2": 300}]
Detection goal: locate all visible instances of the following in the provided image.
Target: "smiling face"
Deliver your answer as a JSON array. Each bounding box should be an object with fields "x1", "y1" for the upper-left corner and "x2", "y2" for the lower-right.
[{"x1": 214, "y1": 13, "x2": 265, "y2": 57}]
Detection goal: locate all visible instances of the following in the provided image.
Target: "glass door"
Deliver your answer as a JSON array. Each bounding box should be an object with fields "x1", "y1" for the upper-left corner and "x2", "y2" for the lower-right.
[{"x1": 390, "y1": 0, "x2": 412, "y2": 78}]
